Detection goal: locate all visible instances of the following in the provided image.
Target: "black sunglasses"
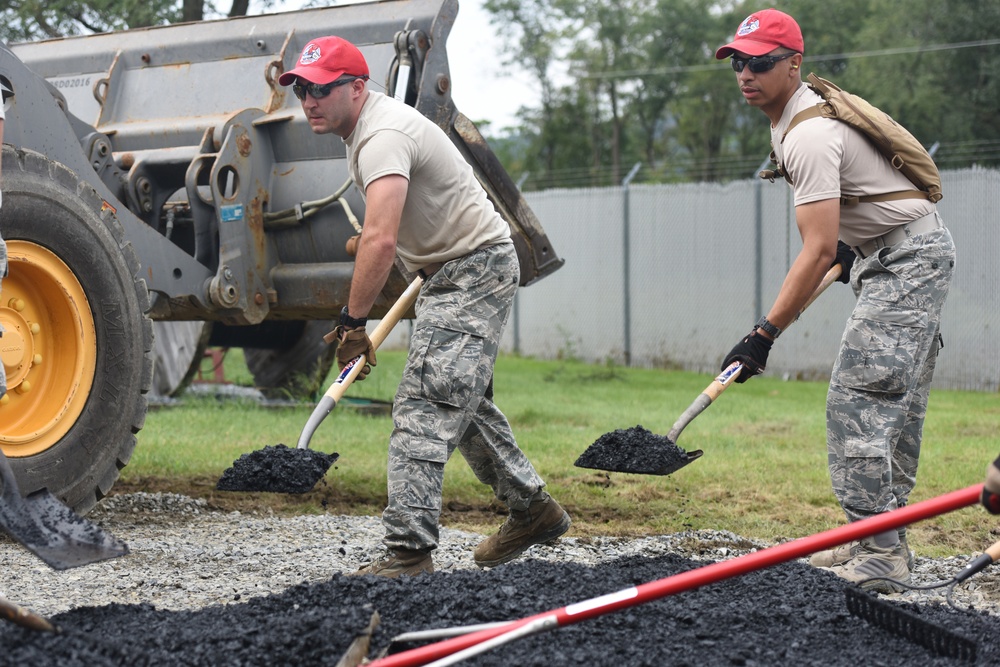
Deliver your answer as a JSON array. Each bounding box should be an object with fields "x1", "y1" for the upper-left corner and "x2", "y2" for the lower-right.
[
  {"x1": 292, "y1": 76, "x2": 367, "y2": 101},
  {"x1": 730, "y1": 52, "x2": 796, "y2": 74}
]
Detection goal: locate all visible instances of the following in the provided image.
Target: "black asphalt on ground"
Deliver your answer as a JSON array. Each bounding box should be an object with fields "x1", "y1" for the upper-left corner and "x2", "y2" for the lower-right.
[{"x1": 3, "y1": 553, "x2": 999, "y2": 666}]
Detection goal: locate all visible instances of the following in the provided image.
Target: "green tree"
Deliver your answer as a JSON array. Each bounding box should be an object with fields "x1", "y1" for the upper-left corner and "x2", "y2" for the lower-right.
[
  {"x1": 846, "y1": 0, "x2": 1000, "y2": 167},
  {"x1": 483, "y1": 0, "x2": 566, "y2": 180},
  {"x1": 0, "y1": 0, "x2": 272, "y2": 42}
]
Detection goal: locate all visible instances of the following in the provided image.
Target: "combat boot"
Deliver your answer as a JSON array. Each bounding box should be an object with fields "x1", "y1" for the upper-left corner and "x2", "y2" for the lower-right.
[
  {"x1": 809, "y1": 535, "x2": 914, "y2": 570},
  {"x1": 821, "y1": 539, "x2": 910, "y2": 594},
  {"x1": 808, "y1": 541, "x2": 860, "y2": 568},
  {"x1": 474, "y1": 493, "x2": 571, "y2": 568},
  {"x1": 351, "y1": 548, "x2": 434, "y2": 578}
]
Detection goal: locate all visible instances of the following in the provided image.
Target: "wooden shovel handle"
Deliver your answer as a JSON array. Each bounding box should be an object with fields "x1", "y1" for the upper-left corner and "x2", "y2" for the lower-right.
[
  {"x1": 296, "y1": 276, "x2": 424, "y2": 450},
  {"x1": 666, "y1": 263, "x2": 842, "y2": 443},
  {"x1": 323, "y1": 275, "x2": 424, "y2": 403}
]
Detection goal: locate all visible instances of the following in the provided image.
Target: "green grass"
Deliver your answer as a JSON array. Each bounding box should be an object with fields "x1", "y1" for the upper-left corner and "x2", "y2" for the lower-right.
[{"x1": 127, "y1": 349, "x2": 1000, "y2": 557}]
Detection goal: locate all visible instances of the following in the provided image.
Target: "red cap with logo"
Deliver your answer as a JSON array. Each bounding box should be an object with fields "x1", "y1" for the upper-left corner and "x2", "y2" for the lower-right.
[
  {"x1": 715, "y1": 9, "x2": 804, "y2": 59},
  {"x1": 278, "y1": 36, "x2": 370, "y2": 86}
]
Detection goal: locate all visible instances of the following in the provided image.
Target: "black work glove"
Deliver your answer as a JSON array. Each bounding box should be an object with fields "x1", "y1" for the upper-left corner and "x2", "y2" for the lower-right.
[
  {"x1": 981, "y1": 457, "x2": 1000, "y2": 515},
  {"x1": 722, "y1": 330, "x2": 773, "y2": 383},
  {"x1": 832, "y1": 241, "x2": 855, "y2": 284}
]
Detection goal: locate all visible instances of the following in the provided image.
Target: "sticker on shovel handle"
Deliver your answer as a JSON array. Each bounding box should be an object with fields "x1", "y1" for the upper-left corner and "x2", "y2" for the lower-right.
[
  {"x1": 336, "y1": 354, "x2": 367, "y2": 384},
  {"x1": 717, "y1": 361, "x2": 742, "y2": 386}
]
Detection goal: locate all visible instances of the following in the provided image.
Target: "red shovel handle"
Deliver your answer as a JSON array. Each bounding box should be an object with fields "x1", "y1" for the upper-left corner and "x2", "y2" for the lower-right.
[{"x1": 369, "y1": 484, "x2": 983, "y2": 667}]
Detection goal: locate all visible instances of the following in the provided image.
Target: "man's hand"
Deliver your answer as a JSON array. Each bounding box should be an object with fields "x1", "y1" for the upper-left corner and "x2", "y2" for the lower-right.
[
  {"x1": 332, "y1": 326, "x2": 376, "y2": 380},
  {"x1": 981, "y1": 456, "x2": 1000, "y2": 514},
  {"x1": 325, "y1": 307, "x2": 375, "y2": 380},
  {"x1": 832, "y1": 241, "x2": 855, "y2": 284},
  {"x1": 722, "y1": 330, "x2": 773, "y2": 383}
]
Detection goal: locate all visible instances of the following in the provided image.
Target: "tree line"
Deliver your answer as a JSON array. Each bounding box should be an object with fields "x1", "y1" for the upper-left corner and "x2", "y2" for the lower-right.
[
  {"x1": 2, "y1": 0, "x2": 998, "y2": 190},
  {"x1": 480, "y1": 0, "x2": 1000, "y2": 189}
]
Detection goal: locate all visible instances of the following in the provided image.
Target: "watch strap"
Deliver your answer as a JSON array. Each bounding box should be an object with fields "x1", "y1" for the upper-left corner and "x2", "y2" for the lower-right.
[
  {"x1": 339, "y1": 306, "x2": 368, "y2": 329},
  {"x1": 755, "y1": 316, "x2": 782, "y2": 339}
]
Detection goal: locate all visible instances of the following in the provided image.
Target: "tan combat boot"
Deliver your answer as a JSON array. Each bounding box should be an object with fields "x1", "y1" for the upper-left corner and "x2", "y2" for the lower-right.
[
  {"x1": 351, "y1": 548, "x2": 434, "y2": 578},
  {"x1": 809, "y1": 534, "x2": 914, "y2": 570},
  {"x1": 820, "y1": 539, "x2": 911, "y2": 594},
  {"x1": 474, "y1": 494, "x2": 571, "y2": 568}
]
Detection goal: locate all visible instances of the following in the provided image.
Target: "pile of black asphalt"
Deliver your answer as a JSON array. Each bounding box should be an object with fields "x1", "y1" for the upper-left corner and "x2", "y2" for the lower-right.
[
  {"x1": 575, "y1": 425, "x2": 698, "y2": 476},
  {"x1": 216, "y1": 444, "x2": 339, "y2": 494},
  {"x1": 3, "y1": 552, "x2": 999, "y2": 666}
]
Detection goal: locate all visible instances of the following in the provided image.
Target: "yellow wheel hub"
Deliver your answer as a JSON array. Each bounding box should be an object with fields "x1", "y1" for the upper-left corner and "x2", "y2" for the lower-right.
[{"x1": 0, "y1": 240, "x2": 97, "y2": 457}]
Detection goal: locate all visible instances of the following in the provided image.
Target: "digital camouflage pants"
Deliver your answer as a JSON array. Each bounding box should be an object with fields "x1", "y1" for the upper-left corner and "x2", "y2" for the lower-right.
[
  {"x1": 827, "y1": 221, "x2": 955, "y2": 525},
  {"x1": 383, "y1": 242, "x2": 545, "y2": 552}
]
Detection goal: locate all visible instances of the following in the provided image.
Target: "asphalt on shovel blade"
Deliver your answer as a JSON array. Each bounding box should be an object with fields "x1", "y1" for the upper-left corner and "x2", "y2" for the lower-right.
[
  {"x1": 0, "y1": 489, "x2": 128, "y2": 570},
  {"x1": 216, "y1": 444, "x2": 339, "y2": 494},
  {"x1": 574, "y1": 425, "x2": 702, "y2": 476}
]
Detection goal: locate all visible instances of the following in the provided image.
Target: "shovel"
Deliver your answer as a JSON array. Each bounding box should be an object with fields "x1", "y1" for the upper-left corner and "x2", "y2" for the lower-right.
[
  {"x1": 0, "y1": 449, "x2": 128, "y2": 570},
  {"x1": 217, "y1": 276, "x2": 424, "y2": 493},
  {"x1": 575, "y1": 263, "x2": 842, "y2": 476}
]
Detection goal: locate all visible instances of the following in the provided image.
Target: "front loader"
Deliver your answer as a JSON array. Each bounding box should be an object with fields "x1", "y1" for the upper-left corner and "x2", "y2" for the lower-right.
[{"x1": 0, "y1": 0, "x2": 563, "y2": 514}]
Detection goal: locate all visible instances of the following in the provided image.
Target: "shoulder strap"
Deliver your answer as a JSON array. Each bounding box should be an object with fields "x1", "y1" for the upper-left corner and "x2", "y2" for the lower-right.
[
  {"x1": 779, "y1": 105, "x2": 823, "y2": 144},
  {"x1": 775, "y1": 100, "x2": 932, "y2": 205}
]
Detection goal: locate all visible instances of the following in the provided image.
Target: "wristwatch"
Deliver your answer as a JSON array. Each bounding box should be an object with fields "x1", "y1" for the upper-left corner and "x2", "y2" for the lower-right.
[
  {"x1": 755, "y1": 316, "x2": 782, "y2": 339},
  {"x1": 339, "y1": 306, "x2": 368, "y2": 329}
]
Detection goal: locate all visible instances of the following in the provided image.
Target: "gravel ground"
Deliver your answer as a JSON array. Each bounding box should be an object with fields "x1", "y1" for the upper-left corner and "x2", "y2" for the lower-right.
[{"x1": 2, "y1": 492, "x2": 1000, "y2": 665}]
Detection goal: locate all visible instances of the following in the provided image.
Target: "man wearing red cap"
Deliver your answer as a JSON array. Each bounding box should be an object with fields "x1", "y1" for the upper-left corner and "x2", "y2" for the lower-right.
[
  {"x1": 280, "y1": 36, "x2": 570, "y2": 577},
  {"x1": 715, "y1": 10, "x2": 955, "y2": 593}
]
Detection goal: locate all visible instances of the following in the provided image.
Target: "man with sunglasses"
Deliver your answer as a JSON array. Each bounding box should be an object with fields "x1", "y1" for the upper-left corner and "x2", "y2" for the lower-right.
[
  {"x1": 715, "y1": 9, "x2": 954, "y2": 593},
  {"x1": 278, "y1": 36, "x2": 570, "y2": 578}
]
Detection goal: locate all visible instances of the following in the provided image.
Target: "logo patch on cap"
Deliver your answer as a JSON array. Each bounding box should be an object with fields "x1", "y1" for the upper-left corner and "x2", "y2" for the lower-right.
[
  {"x1": 736, "y1": 17, "x2": 760, "y2": 37},
  {"x1": 300, "y1": 43, "x2": 322, "y2": 65}
]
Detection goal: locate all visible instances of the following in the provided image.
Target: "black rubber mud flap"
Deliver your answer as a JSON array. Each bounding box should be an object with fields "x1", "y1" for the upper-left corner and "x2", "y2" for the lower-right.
[{"x1": 0, "y1": 146, "x2": 153, "y2": 515}]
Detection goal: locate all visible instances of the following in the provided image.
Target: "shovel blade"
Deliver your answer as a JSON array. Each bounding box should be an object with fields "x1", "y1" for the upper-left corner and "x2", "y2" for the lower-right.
[
  {"x1": 575, "y1": 425, "x2": 702, "y2": 476},
  {"x1": 0, "y1": 485, "x2": 128, "y2": 570},
  {"x1": 217, "y1": 443, "x2": 339, "y2": 494},
  {"x1": 652, "y1": 449, "x2": 703, "y2": 476}
]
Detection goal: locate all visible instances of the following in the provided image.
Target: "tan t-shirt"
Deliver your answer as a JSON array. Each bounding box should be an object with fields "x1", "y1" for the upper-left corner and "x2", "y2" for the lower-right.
[
  {"x1": 771, "y1": 83, "x2": 935, "y2": 247},
  {"x1": 344, "y1": 91, "x2": 510, "y2": 273}
]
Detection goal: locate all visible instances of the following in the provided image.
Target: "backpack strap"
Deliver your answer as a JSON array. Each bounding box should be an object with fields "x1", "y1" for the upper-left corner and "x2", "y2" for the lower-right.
[
  {"x1": 841, "y1": 190, "x2": 932, "y2": 206},
  {"x1": 779, "y1": 106, "x2": 823, "y2": 144},
  {"x1": 769, "y1": 104, "x2": 932, "y2": 205}
]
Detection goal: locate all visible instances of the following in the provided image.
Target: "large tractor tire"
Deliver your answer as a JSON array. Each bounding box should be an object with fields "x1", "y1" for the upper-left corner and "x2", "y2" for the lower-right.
[
  {"x1": 151, "y1": 321, "x2": 212, "y2": 398},
  {"x1": 242, "y1": 320, "x2": 337, "y2": 400},
  {"x1": 0, "y1": 147, "x2": 153, "y2": 515}
]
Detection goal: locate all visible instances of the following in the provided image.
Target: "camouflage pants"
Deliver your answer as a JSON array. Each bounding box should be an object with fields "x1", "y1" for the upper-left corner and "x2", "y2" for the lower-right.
[
  {"x1": 383, "y1": 242, "x2": 545, "y2": 552},
  {"x1": 827, "y1": 220, "x2": 955, "y2": 524}
]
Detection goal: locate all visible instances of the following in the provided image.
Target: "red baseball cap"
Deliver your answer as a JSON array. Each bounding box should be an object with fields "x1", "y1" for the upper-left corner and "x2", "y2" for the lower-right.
[
  {"x1": 715, "y1": 9, "x2": 804, "y2": 59},
  {"x1": 278, "y1": 36, "x2": 370, "y2": 86}
]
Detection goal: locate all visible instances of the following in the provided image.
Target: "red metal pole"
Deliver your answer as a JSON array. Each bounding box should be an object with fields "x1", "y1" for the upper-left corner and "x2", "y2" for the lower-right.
[{"x1": 368, "y1": 484, "x2": 984, "y2": 667}]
